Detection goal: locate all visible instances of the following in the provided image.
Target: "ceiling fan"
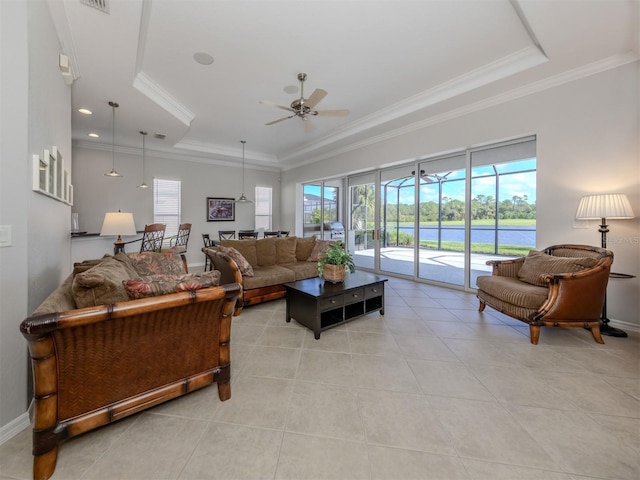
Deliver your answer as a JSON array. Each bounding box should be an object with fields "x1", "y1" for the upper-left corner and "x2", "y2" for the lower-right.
[{"x1": 261, "y1": 73, "x2": 349, "y2": 129}]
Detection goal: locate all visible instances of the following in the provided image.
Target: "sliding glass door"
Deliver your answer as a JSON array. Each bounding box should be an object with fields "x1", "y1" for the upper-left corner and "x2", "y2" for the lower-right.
[
  {"x1": 347, "y1": 173, "x2": 377, "y2": 270},
  {"x1": 333, "y1": 137, "x2": 535, "y2": 291},
  {"x1": 417, "y1": 154, "x2": 467, "y2": 286}
]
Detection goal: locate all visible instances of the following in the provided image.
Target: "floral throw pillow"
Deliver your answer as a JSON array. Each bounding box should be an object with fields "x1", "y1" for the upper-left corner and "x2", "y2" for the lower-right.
[
  {"x1": 127, "y1": 252, "x2": 186, "y2": 276},
  {"x1": 218, "y1": 246, "x2": 254, "y2": 277},
  {"x1": 123, "y1": 271, "x2": 221, "y2": 299},
  {"x1": 307, "y1": 240, "x2": 335, "y2": 262}
]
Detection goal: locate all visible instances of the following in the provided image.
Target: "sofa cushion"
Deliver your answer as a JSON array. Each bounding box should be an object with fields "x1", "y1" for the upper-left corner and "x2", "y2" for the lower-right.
[
  {"x1": 220, "y1": 239, "x2": 258, "y2": 267},
  {"x1": 72, "y1": 256, "x2": 134, "y2": 308},
  {"x1": 123, "y1": 271, "x2": 221, "y2": 299},
  {"x1": 517, "y1": 250, "x2": 598, "y2": 287},
  {"x1": 295, "y1": 236, "x2": 316, "y2": 261},
  {"x1": 307, "y1": 239, "x2": 335, "y2": 262},
  {"x1": 218, "y1": 246, "x2": 254, "y2": 277},
  {"x1": 282, "y1": 261, "x2": 319, "y2": 281},
  {"x1": 32, "y1": 274, "x2": 77, "y2": 315},
  {"x1": 276, "y1": 236, "x2": 297, "y2": 264},
  {"x1": 127, "y1": 251, "x2": 186, "y2": 276},
  {"x1": 242, "y1": 265, "x2": 296, "y2": 289},
  {"x1": 255, "y1": 237, "x2": 277, "y2": 266},
  {"x1": 476, "y1": 275, "x2": 548, "y2": 310}
]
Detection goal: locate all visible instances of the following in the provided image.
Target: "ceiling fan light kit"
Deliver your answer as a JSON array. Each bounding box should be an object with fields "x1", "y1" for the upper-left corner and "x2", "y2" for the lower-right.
[{"x1": 262, "y1": 73, "x2": 349, "y2": 127}]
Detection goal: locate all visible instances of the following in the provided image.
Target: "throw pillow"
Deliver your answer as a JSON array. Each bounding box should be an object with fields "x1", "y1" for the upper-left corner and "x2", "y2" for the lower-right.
[
  {"x1": 123, "y1": 271, "x2": 221, "y2": 299},
  {"x1": 275, "y1": 236, "x2": 297, "y2": 264},
  {"x1": 307, "y1": 239, "x2": 335, "y2": 262},
  {"x1": 71, "y1": 256, "x2": 134, "y2": 308},
  {"x1": 220, "y1": 239, "x2": 258, "y2": 266},
  {"x1": 517, "y1": 250, "x2": 598, "y2": 287},
  {"x1": 295, "y1": 236, "x2": 316, "y2": 261},
  {"x1": 218, "y1": 246, "x2": 255, "y2": 277},
  {"x1": 127, "y1": 251, "x2": 186, "y2": 276}
]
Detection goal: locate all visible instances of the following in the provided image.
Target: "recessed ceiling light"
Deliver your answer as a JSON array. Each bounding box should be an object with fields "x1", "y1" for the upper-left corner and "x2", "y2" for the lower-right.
[
  {"x1": 78, "y1": 108, "x2": 92, "y2": 115},
  {"x1": 88, "y1": 133, "x2": 99, "y2": 138},
  {"x1": 284, "y1": 85, "x2": 299, "y2": 94},
  {"x1": 193, "y1": 52, "x2": 214, "y2": 65},
  {"x1": 154, "y1": 133, "x2": 166, "y2": 140}
]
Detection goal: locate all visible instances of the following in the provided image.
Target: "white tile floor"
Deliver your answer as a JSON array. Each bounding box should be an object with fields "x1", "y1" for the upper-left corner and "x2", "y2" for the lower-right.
[{"x1": 2, "y1": 277, "x2": 639, "y2": 480}]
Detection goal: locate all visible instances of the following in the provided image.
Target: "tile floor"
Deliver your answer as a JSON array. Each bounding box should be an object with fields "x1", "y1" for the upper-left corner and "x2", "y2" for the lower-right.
[{"x1": 1, "y1": 277, "x2": 639, "y2": 480}]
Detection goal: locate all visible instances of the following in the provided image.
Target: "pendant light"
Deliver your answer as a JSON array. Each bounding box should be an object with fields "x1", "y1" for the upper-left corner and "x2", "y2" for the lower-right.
[
  {"x1": 104, "y1": 101, "x2": 122, "y2": 177},
  {"x1": 137, "y1": 131, "x2": 148, "y2": 188},
  {"x1": 235, "y1": 140, "x2": 252, "y2": 203}
]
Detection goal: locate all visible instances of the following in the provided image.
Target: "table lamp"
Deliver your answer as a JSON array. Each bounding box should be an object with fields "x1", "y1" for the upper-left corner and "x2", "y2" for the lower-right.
[
  {"x1": 575, "y1": 193, "x2": 635, "y2": 337},
  {"x1": 100, "y1": 211, "x2": 137, "y2": 254}
]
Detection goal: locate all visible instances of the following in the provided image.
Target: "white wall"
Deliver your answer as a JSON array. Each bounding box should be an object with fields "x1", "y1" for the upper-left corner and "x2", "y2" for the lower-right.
[
  {"x1": 281, "y1": 63, "x2": 640, "y2": 328},
  {"x1": 0, "y1": 0, "x2": 72, "y2": 437},
  {"x1": 71, "y1": 146, "x2": 282, "y2": 268}
]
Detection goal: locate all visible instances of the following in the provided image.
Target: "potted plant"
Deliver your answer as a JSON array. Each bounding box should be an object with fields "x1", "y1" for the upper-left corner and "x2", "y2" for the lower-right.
[{"x1": 317, "y1": 241, "x2": 356, "y2": 283}]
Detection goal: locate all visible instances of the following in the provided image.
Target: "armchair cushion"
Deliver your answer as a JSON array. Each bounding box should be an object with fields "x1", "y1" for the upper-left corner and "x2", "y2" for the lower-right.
[
  {"x1": 517, "y1": 250, "x2": 597, "y2": 287},
  {"x1": 476, "y1": 275, "x2": 548, "y2": 310}
]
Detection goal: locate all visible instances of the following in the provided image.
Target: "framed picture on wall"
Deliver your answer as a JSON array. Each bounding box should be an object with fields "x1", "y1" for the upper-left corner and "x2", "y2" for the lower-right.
[{"x1": 207, "y1": 197, "x2": 235, "y2": 221}]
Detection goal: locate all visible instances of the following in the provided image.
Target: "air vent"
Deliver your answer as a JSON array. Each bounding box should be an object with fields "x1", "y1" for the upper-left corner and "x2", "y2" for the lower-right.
[{"x1": 80, "y1": 0, "x2": 109, "y2": 14}]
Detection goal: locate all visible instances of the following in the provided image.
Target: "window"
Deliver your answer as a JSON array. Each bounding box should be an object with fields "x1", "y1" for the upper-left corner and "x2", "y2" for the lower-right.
[
  {"x1": 153, "y1": 178, "x2": 181, "y2": 238},
  {"x1": 255, "y1": 186, "x2": 272, "y2": 230}
]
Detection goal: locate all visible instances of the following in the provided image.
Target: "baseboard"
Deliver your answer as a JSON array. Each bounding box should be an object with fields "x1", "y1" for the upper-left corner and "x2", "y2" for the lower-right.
[
  {"x1": 609, "y1": 318, "x2": 640, "y2": 333},
  {"x1": 0, "y1": 411, "x2": 30, "y2": 445}
]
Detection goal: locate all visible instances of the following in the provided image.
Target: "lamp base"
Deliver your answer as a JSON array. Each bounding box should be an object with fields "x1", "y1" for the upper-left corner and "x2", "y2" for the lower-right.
[{"x1": 600, "y1": 321, "x2": 628, "y2": 338}]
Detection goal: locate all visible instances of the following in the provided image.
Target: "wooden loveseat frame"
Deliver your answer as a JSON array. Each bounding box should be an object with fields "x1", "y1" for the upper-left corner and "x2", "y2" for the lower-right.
[
  {"x1": 476, "y1": 244, "x2": 613, "y2": 344},
  {"x1": 20, "y1": 283, "x2": 241, "y2": 480}
]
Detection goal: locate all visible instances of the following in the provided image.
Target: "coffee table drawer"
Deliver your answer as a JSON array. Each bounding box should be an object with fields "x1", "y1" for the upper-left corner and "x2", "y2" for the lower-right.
[
  {"x1": 365, "y1": 283, "x2": 384, "y2": 299},
  {"x1": 344, "y1": 288, "x2": 365, "y2": 304},
  {"x1": 320, "y1": 293, "x2": 343, "y2": 311}
]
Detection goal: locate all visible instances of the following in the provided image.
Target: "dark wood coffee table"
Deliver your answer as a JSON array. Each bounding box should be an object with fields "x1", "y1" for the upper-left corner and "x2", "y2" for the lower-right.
[{"x1": 284, "y1": 271, "x2": 387, "y2": 339}]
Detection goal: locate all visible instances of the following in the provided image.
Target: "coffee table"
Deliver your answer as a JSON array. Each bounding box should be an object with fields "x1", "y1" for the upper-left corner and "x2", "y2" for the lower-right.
[{"x1": 284, "y1": 271, "x2": 387, "y2": 339}]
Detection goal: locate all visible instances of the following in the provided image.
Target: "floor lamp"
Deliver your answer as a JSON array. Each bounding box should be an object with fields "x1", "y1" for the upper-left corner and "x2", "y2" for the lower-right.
[{"x1": 575, "y1": 193, "x2": 635, "y2": 337}]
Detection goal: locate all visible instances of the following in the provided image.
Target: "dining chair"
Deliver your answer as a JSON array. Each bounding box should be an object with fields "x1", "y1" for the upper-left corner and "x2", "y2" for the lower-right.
[
  {"x1": 139, "y1": 224, "x2": 166, "y2": 253},
  {"x1": 238, "y1": 230, "x2": 258, "y2": 240},
  {"x1": 218, "y1": 230, "x2": 236, "y2": 241},
  {"x1": 263, "y1": 231, "x2": 281, "y2": 238}
]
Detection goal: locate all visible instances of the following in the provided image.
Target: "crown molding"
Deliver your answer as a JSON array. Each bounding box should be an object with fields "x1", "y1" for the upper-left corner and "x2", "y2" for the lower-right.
[
  {"x1": 132, "y1": 72, "x2": 194, "y2": 127},
  {"x1": 72, "y1": 139, "x2": 280, "y2": 172},
  {"x1": 281, "y1": 52, "x2": 639, "y2": 171},
  {"x1": 174, "y1": 139, "x2": 279, "y2": 165}
]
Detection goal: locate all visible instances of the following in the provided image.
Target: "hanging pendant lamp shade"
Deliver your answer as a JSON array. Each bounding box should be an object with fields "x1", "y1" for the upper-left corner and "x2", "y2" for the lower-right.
[
  {"x1": 137, "y1": 131, "x2": 148, "y2": 188},
  {"x1": 235, "y1": 140, "x2": 252, "y2": 203},
  {"x1": 104, "y1": 101, "x2": 123, "y2": 177}
]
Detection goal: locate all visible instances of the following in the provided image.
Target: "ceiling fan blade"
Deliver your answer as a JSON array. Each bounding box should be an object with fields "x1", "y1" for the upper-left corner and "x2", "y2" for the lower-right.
[
  {"x1": 265, "y1": 115, "x2": 294, "y2": 126},
  {"x1": 315, "y1": 109, "x2": 350, "y2": 117},
  {"x1": 305, "y1": 88, "x2": 327, "y2": 109},
  {"x1": 260, "y1": 100, "x2": 295, "y2": 112}
]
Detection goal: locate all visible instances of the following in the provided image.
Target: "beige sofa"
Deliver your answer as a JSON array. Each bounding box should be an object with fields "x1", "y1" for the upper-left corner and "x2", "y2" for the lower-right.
[
  {"x1": 204, "y1": 235, "x2": 331, "y2": 307},
  {"x1": 20, "y1": 252, "x2": 241, "y2": 480}
]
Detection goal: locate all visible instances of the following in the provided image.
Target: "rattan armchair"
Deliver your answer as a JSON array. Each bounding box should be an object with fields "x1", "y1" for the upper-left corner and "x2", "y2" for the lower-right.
[{"x1": 476, "y1": 244, "x2": 613, "y2": 344}]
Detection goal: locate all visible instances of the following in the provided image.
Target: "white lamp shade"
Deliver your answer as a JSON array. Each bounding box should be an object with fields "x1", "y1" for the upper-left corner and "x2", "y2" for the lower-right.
[
  {"x1": 575, "y1": 193, "x2": 635, "y2": 220},
  {"x1": 100, "y1": 212, "x2": 137, "y2": 236}
]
